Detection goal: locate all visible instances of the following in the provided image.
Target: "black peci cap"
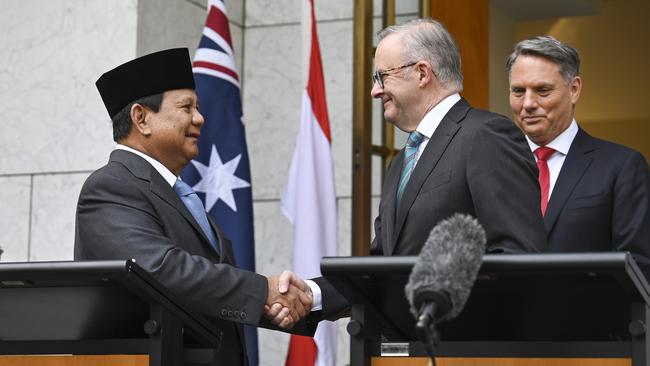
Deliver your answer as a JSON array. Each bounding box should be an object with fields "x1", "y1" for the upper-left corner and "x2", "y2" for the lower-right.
[{"x1": 96, "y1": 48, "x2": 195, "y2": 118}]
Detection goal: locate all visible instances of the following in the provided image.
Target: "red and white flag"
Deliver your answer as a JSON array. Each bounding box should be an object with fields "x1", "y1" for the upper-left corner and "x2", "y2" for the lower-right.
[{"x1": 281, "y1": 0, "x2": 337, "y2": 365}]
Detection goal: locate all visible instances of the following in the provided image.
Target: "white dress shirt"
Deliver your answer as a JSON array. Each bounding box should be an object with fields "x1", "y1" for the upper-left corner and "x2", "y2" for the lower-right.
[{"x1": 526, "y1": 119, "x2": 579, "y2": 200}]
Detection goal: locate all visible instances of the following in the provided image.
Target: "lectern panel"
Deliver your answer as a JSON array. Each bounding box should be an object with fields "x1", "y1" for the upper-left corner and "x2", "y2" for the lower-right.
[
  {"x1": 0, "y1": 284, "x2": 148, "y2": 341},
  {"x1": 0, "y1": 260, "x2": 222, "y2": 360},
  {"x1": 322, "y1": 253, "x2": 650, "y2": 342}
]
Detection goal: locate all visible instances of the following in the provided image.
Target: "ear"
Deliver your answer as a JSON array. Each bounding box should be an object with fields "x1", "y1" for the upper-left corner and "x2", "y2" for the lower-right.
[
  {"x1": 130, "y1": 103, "x2": 152, "y2": 137},
  {"x1": 569, "y1": 76, "x2": 582, "y2": 105},
  {"x1": 416, "y1": 61, "x2": 434, "y2": 87}
]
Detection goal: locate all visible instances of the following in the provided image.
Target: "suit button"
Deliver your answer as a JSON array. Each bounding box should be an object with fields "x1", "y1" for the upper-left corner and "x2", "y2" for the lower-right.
[
  {"x1": 221, "y1": 309, "x2": 227, "y2": 317},
  {"x1": 228, "y1": 310, "x2": 233, "y2": 317},
  {"x1": 240, "y1": 312, "x2": 246, "y2": 319},
  {"x1": 234, "y1": 311, "x2": 240, "y2": 318}
]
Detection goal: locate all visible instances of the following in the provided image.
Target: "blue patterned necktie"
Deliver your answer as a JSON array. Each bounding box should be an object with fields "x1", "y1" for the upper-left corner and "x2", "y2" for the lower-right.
[
  {"x1": 174, "y1": 179, "x2": 220, "y2": 255},
  {"x1": 396, "y1": 131, "x2": 425, "y2": 207}
]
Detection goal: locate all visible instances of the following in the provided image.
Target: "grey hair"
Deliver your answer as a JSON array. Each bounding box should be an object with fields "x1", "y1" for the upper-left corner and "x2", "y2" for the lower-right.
[
  {"x1": 506, "y1": 36, "x2": 580, "y2": 84},
  {"x1": 377, "y1": 18, "x2": 463, "y2": 92}
]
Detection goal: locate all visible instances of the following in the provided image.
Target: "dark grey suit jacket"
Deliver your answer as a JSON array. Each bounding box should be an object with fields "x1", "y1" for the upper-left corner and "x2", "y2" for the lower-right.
[
  {"x1": 545, "y1": 128, "x2": 650, "y2": 276},
  {"x1": 318, "y1": 98, "x2": 548, "y2": 317},
  {"x1": 372, "y1": 98, "x2": 547, "y2": 256},
  {"x1": 74, "y1": 150, "x2": 316, "y2": 365}
]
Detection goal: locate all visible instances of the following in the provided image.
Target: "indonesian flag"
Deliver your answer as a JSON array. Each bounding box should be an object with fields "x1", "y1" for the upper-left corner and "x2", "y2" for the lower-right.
[{"x1": 281, "y1": 0, "x2": 337, "y2": 365}]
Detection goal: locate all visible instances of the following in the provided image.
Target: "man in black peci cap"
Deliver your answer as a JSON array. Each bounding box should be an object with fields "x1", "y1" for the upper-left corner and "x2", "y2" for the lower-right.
[{"x1": 74, "y1": 48, "x2": 317, "y2": 365}]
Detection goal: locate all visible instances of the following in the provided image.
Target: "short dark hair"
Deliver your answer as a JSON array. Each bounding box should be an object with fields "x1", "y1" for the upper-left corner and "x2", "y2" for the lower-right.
[
  {"x1": 506, "y1": 36, "x2": 580, "y2": 84},
  {"x1": 111, "y1": 93, "x2": 164, "y2": 142}
]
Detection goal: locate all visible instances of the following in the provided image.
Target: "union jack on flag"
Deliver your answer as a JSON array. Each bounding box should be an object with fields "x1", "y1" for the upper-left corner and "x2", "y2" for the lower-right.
[
  {"x1": 180, "y1": 0, "x2": 258, "y2": 364},
  {"x1": 192, "y1": 2, "x2": 240, "y2": 87}
]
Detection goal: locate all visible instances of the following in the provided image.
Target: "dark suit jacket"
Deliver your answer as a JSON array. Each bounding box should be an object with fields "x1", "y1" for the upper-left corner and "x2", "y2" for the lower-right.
[
  {"x1": 545, "y1": 128, "x2": 650, "y2": 276},
  {"x1": 74, "y1": 150, "x2": 316, "y2": 365},
  {"x1": 318, "y1": 98, "x2": 548, "y2": 316},
  {"x1": 372, "y1": 98, "x2": 547, "y2": 256}
]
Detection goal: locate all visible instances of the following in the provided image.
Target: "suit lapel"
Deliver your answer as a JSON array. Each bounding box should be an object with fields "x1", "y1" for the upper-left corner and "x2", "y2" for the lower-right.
[
  {"x1": 382, "y1": 149, "x2": 403, "y2": 255},
  {"x1": 390, "y1": 99, "x2": 468, "y2": 253},
  {"x1": 544, "y1": 129, "x2": 595, "y2": 234},
  {"x1": 111, "y1": 150, "x2": 219, "y2": 256},
  {"x1": 209, "y1": 217, "x2": 230, "y2": 263}
]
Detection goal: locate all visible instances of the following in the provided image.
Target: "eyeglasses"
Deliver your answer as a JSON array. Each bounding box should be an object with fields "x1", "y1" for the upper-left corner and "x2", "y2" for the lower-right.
[{"x1": 372, "y1": 62, "x2": 417, "y2": 89}]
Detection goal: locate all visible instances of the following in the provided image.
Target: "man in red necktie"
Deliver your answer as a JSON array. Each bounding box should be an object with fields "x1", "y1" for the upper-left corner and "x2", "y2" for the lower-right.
[{"x1": 507, "y1": 36, "x2": 650, "y2": 278}]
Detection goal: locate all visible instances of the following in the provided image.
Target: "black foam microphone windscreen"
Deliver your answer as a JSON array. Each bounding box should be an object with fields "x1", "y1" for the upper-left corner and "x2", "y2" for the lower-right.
[{"x1": 404, "y1": 213, "x2": 486, "y2": 322}]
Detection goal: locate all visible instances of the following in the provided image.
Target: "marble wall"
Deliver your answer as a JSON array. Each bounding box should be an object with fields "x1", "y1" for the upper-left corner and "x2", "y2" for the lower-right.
[{"x1": 0, "y1": 0, "x2": 137, "y2": 261}]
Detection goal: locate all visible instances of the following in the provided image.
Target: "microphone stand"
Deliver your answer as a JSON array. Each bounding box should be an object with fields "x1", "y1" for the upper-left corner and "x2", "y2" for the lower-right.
[{"x1": 415, "y1": 302, "x2": 441, "y2": 366}]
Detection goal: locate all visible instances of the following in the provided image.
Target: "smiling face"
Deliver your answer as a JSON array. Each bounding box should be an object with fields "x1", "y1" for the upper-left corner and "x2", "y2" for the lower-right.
[
  {"x1": 370, "y1": 34, "x2": 422, "y2": 132},
  {"x1": 144, "y1": 89, "x2": 204, "y2": 175},
  {"x1": 509, "y1": 55, "x2": 581, "y2": 146}
]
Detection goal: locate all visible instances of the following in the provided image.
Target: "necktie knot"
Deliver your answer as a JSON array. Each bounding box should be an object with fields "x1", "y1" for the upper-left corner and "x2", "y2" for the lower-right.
[
  {"x1": 174, "y1": 179, "x2": 195, "y2": 197},
  {"x1": 534, "y1": 146, "x2": 555, "y2": 161},
  {"x1": 406, "y1": 131, "x2": 425, "y2": 148}
]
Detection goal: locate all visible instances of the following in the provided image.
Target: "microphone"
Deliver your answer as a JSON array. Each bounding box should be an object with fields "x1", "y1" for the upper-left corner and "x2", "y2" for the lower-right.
[{"x1": 404, "y1": 213, "x2": 486, "y2": 355}]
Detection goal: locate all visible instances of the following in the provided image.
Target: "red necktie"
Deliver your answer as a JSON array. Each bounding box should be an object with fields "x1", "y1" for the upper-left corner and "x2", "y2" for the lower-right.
[{"x1": 534, "y1": 146, "x2": 555, "y2": 216}]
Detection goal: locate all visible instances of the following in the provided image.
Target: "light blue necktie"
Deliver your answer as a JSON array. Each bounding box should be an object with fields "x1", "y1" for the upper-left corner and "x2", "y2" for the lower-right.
[
  {"x1": 396, "y1": 131, "x2": 425, "y2": 207},
  {"x1": 174, "y1": 179, "x2": 220, "y2": 255}
]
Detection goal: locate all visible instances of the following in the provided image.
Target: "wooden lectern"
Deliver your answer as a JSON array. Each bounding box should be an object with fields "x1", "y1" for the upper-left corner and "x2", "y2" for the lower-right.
[
  {"x1": 0, "y1": 260, "x2": 222, "y2": 366},
  {"x1": 322, "y1": 253, "x2": 650, "y2": 366}
]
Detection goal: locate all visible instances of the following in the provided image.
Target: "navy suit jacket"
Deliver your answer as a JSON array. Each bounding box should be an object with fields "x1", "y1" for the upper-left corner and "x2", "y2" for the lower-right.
[{"x1": 545, "y1": 128, "x2": 650, "y2": 276}]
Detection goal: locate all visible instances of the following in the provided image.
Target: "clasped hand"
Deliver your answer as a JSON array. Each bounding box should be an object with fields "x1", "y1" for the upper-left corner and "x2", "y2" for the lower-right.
[{"x1": 265, "y1": 271, "x2": 312, "y2": 329}]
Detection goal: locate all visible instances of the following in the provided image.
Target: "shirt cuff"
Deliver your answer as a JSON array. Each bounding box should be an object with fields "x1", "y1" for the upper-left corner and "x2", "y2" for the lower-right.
[{"x1": 305, "y1": 279, "x2": 322, "y2": 311}]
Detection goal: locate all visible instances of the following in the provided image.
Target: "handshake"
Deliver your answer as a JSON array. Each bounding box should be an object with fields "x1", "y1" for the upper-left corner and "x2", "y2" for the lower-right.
[{"x1": 265, "y1": 271, "x2": 313, "y2": 329}]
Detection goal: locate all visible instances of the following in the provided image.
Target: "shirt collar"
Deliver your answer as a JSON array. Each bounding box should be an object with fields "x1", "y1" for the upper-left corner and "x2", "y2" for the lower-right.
[
  {"x1": 526, "y1": 119, "x2": 579, "y2": 155},
  {"x1": 416, "y1": 93, "x2": 461, "y2": 138},
  {"x1": 115, "y1": 144, "x2": 178, "y2": 187}
]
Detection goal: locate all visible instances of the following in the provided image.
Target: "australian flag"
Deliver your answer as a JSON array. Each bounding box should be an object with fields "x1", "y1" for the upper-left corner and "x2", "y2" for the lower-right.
[{"x1": 180, "y1": 1, "x2": 258, "y2": 365}]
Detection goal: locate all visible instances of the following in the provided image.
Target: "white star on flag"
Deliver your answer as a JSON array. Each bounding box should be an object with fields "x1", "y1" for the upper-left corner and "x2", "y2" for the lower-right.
[{"x1": 191, "y1": 145, "x2": 251, "y2": 212}]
